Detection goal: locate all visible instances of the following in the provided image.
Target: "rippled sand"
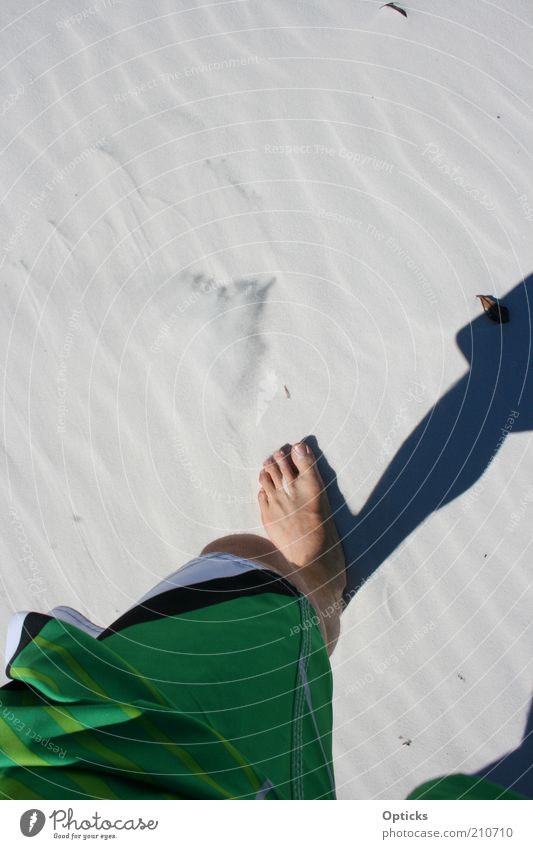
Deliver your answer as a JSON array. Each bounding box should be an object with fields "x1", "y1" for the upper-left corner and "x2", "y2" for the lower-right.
[{"x1": 1, "y1": 1, "x2": 532, "y2": 799}]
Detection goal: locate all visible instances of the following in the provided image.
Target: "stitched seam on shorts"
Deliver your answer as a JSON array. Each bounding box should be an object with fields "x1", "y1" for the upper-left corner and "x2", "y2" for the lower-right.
[
  {"x1": 290, "y1": 594, "x2": 304, "y2": 799},
  {"x1": 298, "y1": 644, "x2": 336, "y2": 798},
  {"x1": 291, "y1": 595, "x2": 312, "y2": 800},
  {"x1": 300, "y1": 601, "x2": 313, "y2": 799}
]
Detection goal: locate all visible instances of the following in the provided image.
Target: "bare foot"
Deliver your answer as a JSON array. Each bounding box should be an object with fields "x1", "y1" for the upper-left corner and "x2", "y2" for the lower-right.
[{"x1": 258, "y1": 442, "x2": 346, "y2": 600}]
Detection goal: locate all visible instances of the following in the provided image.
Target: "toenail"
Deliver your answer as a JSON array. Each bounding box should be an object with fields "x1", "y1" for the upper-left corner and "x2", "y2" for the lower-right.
[
  {"x1": 274, "y1": 450, "x2": 284, "y2": 460},
  {"x1": 295, "y1": 442, "x2": 309, "y2": 455}
]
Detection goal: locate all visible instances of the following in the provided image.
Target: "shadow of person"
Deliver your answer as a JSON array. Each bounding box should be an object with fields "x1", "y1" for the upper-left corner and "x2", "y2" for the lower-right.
[
  {"x1": 473, "y1": 694, "x2": 533, "y2": 799},
  {"x1": 306, "y1": 272, "x2": 533, "y2": 597}
]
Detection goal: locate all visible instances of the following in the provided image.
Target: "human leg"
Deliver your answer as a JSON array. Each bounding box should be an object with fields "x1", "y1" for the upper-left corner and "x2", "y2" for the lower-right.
[{"x1": 201, "y1": 442, "x2": 346, "y2": 655}]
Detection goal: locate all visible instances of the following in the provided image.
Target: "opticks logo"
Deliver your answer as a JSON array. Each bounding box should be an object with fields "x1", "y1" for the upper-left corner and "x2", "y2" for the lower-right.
[{"x1": 20, "y1": 809, "x2": 46, "y2": 836}]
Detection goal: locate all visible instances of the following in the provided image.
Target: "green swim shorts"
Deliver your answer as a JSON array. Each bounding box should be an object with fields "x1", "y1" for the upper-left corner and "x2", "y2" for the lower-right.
[{"x1": 0, "y1": 562, "x2": 335, "y2": 800}]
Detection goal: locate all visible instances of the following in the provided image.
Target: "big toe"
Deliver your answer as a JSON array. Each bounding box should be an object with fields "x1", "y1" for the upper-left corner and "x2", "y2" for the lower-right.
[
  {"x1": 291, "y1": 442, "x2": 325, "y2": 494},
  {"x1": 291, "y1": 441, "x2": 315, "y2": 472}
]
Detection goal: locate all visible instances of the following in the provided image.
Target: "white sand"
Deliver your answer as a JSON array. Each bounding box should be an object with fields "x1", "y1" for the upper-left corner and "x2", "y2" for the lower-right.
[{"x1": 1, "y1": 0, "x2": 532, "y2": 799}]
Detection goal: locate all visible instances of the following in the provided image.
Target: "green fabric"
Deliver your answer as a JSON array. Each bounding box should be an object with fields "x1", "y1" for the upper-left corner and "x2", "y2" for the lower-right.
[
  {"x1": 407, "y1": 773, "x2": 528, "y2": 801},
  {"x1": 0, "y1": 591, "x2": 335, "y2": 800}
]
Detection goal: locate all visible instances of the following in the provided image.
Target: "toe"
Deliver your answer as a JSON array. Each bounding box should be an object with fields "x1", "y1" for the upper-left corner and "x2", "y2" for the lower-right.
[
  {"x1": 259, "y1": 469, "x2": 275, "y2": 495},
  {"x1": 274, "y1": 449, "x2": 297, "y2": 483},
  {"x1": 258, "y1": 487, "x2": 268, "y2": 507},
  {"x1": 290, "y1": 441, "x2": 315, "y2": 473},
  {"x1": 264, "y1": 457, "x2": 283, "y2": 489}
]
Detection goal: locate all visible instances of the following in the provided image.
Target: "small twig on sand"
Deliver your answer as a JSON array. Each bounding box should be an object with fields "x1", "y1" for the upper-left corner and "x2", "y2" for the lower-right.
[
  {"x1": 380, "y1": 3, "x2": 408, "y2": 18},
  {"x1": 476, "y1": 294, "x2": 510, "y2": 323}
]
